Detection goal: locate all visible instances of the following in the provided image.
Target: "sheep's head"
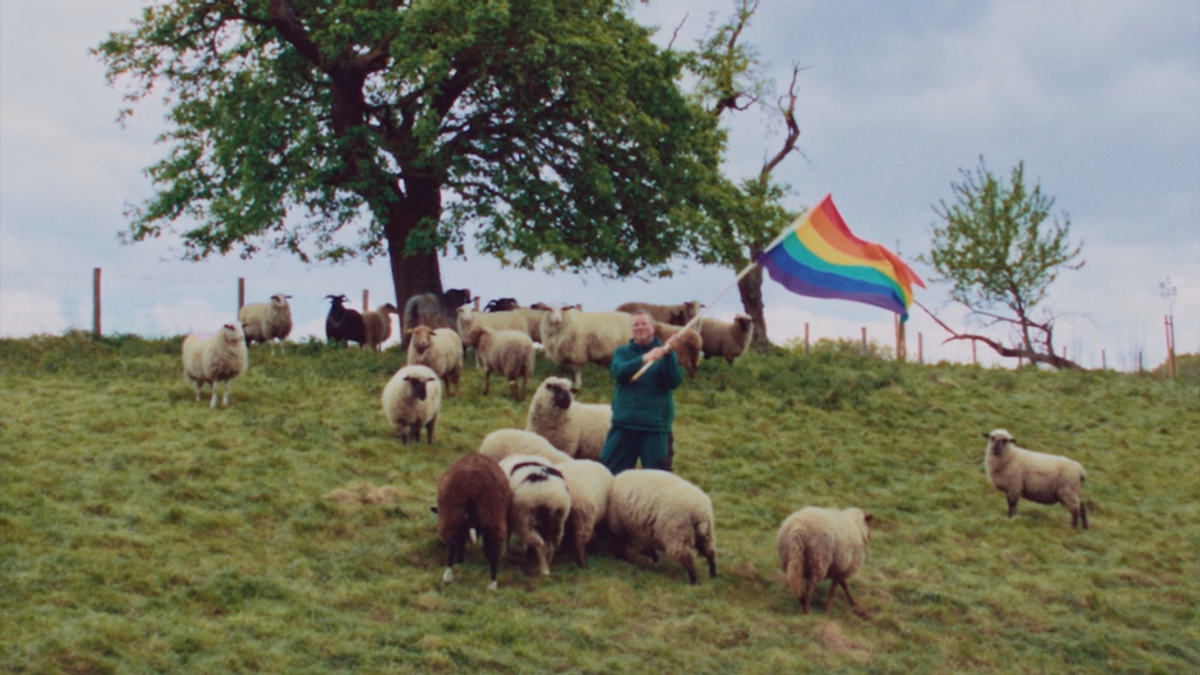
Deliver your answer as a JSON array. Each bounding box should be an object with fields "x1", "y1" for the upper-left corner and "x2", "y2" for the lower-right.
[
  {"x1": 270, "y1": 294, "x2": 292, "y2": 308},
  {"x1": 325, "y1": 294, "x2": 349, "y2": 307},
  {"x1": 734, "y1": 315, "x2": 753, "y2": 332},
  {"x1": 407, "y1": 326, "x2": 435, "y2": 353},
  {"x1": 539, "y1": 377, "x2": 574, "y2": 411},
  {"x1": 404, "y1": 374, "x2": 434, "y2": 401},
  {"x1": 220, "y1": 323, "x2": 243, "y2": 342},
  {"x1": 985, "y1": 429, "x2": 1015, "y2": 456},
  {"x1": 456, "y1": 305, "x2": 474, "y2": 329}
]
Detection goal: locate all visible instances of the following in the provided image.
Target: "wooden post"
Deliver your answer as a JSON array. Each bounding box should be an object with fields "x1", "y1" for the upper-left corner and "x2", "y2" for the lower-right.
[
  {"x1": 861, "y1": 327, "x2": 867, "y2": 356},
  {"x1": 92, "y1": 268, "x2": 101, "y2": 337},
  {"x1": 1138, "y1": 350, "x2": 1143, "y2": 374},
  {"x1": 363, "y1": 289, "x2": 370, "y2": 313},
  {"x1": 1101, "y1": 350, "x2": 1107, "y2": 370},
  {"x1": 918, "y1": 332, "x2": 924, "y2": 364},
  {"x1": 894, "y1": 315, "x2": 906, "y2": 361},
  {"x1": 238, "y1": 277, "x2": 245, "y2": 312},
  {"x1": 1165, "y1": 315, "x2": 1177, "y2": 378},
  {"x1": 972, "y1": 341, "x2": 977, "y2": 365},
  {"x1": 804, "y1": 323, "x2": 810, "y2": 355}
]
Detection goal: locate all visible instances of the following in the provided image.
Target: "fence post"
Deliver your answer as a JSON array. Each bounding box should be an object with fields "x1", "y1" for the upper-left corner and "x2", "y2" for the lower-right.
[
  {"x1": 918, "y1": 332, "x2": 923, "y2": 364},
  {"x1": 804, "y1": 323, "x2": 810, "y2": 355},
  {"x1": 1101, "y1": 349, "x2": 1106, "y2": 370},
  {"x1": 894, "y1": 315, "x2": 906, "y2": 361},
  {"x1": 92, "y1": 268, "x2": 101, "y2": 338},
  {"x1": 363, "y1": 289, "x2": 370, "y2": 313},
  {"x1": 1165, "y1": 315, "x2": 1177, "y2": 378},
  {"x1": 861, "y1": 327, "x2": 867, "y2": 356},
  {"x1": 972, "y1": 341, "x2": 978, "y2": 365},
  {"x1": 238, "y1": 277, "x2": 245, "y2": 312}
]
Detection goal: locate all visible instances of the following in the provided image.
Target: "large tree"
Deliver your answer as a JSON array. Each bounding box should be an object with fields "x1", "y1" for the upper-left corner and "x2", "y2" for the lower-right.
[
  {"x1": 919, "y1": 158, "x2": 1085, "y2": 369},
  {"x1": 96, "y1": 0, "x2": 726, "y2": 311}
]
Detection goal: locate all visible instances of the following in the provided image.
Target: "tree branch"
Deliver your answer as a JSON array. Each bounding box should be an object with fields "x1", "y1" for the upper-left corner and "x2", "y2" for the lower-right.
[
  {"x1": 915, "y1": 301, "x2": 1084, "y2": 370},
  {"x1": 760, "y1": 64, "x2": 800, "y2": 177},
  {"x1": 268, "y1": 0, "x2": 321, "y2": 67}
]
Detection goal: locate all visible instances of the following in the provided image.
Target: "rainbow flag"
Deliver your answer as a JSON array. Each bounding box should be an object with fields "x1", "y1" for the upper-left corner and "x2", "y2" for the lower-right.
[{"x1": 757, "y1": 195, "x2": 925, "y2": 320}]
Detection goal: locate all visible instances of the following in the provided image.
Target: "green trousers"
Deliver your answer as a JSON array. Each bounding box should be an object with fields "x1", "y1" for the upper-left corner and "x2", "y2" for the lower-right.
[{"x1": 600, "y1": 428, "x2": 673, "y2": 474}]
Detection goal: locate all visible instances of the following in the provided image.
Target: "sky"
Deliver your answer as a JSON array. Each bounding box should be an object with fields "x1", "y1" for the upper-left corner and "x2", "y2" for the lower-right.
[{"x1": 2, "y1": 0, "x2": 1197, "y2": 371}]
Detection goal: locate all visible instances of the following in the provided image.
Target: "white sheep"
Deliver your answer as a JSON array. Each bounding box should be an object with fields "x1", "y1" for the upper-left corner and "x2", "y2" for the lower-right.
[
  {"x1": 182, "y1": 323, "x2": 250, "y2": 409},
  {"x1": 539, "y1": 307, "x2": 633, "y2": 389},
  {"x1": 607, "y1": 469, "x2": 717, "y2": 585},
  {"x1": 406, "y1": 326, "x2": 464, "y2": 397},
  {"x1": 434, "y1": 453, "x2": 513, "y2": 591},
  {"x1": 776, "y1": 506, "x2": 873, "y2": 615},
  {"x1": 615, "y1": 300, "x2": 702, "y2": 326},
  {"x1": 238, "y1": 293, "x2": 292, "y2": 353},
  {"x1": 457, "y1": 306, "x2": 530, "y2": 368},
  {"x1": 557, "y1": 459, "x2": 614, "y2": 568},
  {"x1": 498, "y1": 454, "x2": 572, "y2": 577},
  {"x1": 478, "y1": 429, "x2": 573, "y2": 465},
  {"x1": 381, "y1": 364, "x2": 443, "y2": 445},
  {"x1": 699, "y1": 314, "x2": 755, "y2": 364},
  {"x1": 466, "y1": 325, "x2": 536, "y2": 402},
  {"x1": 363, "y1": 302, "x2": 400, "y2": 352},
  {"x1": 525, "y1": 376, "x2": 612, "y2": 461},
  {"x1": 513, "y1": 306, "x2": 550, "y2": 342},
  {"x1": 984, "y1": 429, "x2": 1089, "y2": 529}
]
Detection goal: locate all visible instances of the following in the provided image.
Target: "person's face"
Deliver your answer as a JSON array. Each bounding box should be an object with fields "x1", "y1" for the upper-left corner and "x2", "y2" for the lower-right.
[{"x1": 631, "y1": 314, "x2": 655, "y2": 346}]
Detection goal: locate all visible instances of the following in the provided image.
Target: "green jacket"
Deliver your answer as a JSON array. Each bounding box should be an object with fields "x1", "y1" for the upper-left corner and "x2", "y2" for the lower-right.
[{"x1": 609, "y1": 337, "x2": 683, "y2": 432}]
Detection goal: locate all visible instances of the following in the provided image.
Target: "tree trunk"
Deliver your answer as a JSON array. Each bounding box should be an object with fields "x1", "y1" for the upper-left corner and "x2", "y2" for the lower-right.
[
  {"x1": 737, "y1": 264, "x2": 772, "y2": 354},
  {"x1": 384, "y1": 178, "x2": 445, "y2": 324}
]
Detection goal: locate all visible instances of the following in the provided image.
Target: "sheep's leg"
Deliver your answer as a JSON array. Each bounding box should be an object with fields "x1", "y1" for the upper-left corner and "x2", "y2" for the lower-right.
[
  {"x1": 1007, "y1": 496, "x2": 1019, "y2": 518},
  {"x1": 835, "y1": 578, "x2": 858, "y2": 611},
  {"x1": 679, "y1": 553, "x2": 698, "y2": 585},
  {"x1": 210, "y1": 385, "x2": 219, "y2": 409},
  {"x1": 482, "y1": 369, "x2": 491, "y2": 395},
  {"x1": 572, "y1": 366, "x2": 583, "y2": 390},
  {"x1": 483, "y1": 531, "x2": 503, "y2": 591},
  {"x1": 425, "y1": 415, "x2": 437, "y2": 445},
  {"x1": 222, "y1": 381, "x2": 230, "y2": 407},
  {"x1": 509, "y1": 379, "x2": 520, "y2": 402},
  {"x1": 193, "y1": 381, "x2": 202, "y2": 402},
  {"x1": 1080, "y1": 503, "x2": 1088, "y2": 529}
]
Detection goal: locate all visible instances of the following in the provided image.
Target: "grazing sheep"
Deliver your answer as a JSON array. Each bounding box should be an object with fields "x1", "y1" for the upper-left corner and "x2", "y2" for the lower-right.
[
  {"x1": 654, "y1": 322, "x2": 703, "y2": 379},
  {"x1": 984, "y1": 429, "x2": 1089, "y2": 529},
  {"x1": 557, "y1": 459, "x2": 614, "y2": 567},
  {"x1": 540, "y1": 307, "x2": 633, "y2": 389},
  {"x1": 325, "y1": 294, "x2": 367, "y2": 347},
  {"x1": 238, "y1": 293, "x2": 292, "y2": 353},
  {"x1": 607, "y1": 469, "x2": 717, "y2": 585},
  {"x1": 484, "y1": 297, "x2": 520, "y2": 312},
  {"x1": 479, "y1": 429, "x2": 574, "y2": 465},
  {"x1": 381, "y1": 364, "x2": 442, "y2": 445},
  {"x1": 401, "y1": 288, "x2": 472, "y2": 348},
  {"x1": 498, "y1": 454, "x2": 572, "y2": 577},
  {"x1": 182, "y1": 323, "x2": 250, "y2": 408},
  {"x1": 406, "y1": 326, "x2": 464, "y2": 397},
  {"x1": 457, "y1": 306, "x2": 531, "y2": 367},
  {"x1": 434, "y1": 454, "x2": 513, "y2": 591},
  {"x1": 699, "y1": 314, "x2": 754, "y2": 364},
  {"x1": 776, "y1": 507, "x2": 873, "y2": 615},
  {"x1": 362, "y1": 302, "x2": 400, "y2": 352},
  {"x1": 525, "y1": 376, "x2": 612, "y2": 461},
  {"x1": 467, "y1": 325, "x2": 536, "y2": 402},
  {"x1": 615, "y1": 300, "x2": 702, "y2": 326}
]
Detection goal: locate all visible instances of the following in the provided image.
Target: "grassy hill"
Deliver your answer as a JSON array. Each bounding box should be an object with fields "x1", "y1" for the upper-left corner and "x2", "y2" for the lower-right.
[{"x1": 1, "y1": 332, "x2": 1197, "y2": 674}]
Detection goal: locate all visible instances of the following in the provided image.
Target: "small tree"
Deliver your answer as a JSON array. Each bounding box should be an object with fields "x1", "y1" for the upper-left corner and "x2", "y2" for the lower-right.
[{"x1": 919, "y1": 158, "x2": 1084, "y2": 369}]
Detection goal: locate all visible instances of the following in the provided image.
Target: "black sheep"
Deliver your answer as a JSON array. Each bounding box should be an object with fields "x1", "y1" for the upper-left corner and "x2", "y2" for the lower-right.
[
  {"x1": 401, "y1": 287, "x2": 473, "y2": 348},
  {"x1": 325, "y1": 294, "x2": 366, "y2": 347}
]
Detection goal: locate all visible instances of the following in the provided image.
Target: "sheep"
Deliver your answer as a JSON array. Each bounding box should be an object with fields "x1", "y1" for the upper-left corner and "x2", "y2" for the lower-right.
[
  {"x1": 699, "y1": 314, "x2": 755, "y2": 365},
  {"x1": 539, "y1": 306, "x2": 633, "y2": 389},
  {"x1": 182, "y1": 323, "x2": 250, "y2": 408},
  {"x1": 654, "y1": 322, "x2": 703, "y2": 379},
  {"x1": 984, "y1": 429, "x2": 1089, "y2": 529},
  {"x1": 776, "y1": 507, "x2": 873, "y2": 616},
  {"x1": 405, "y1": 326, "x2": 464, "y2": 397},
  {"x1": 466, "y1": 325, "x2": 536, "y2": 402},
  {"x1": 362, "y1": 302, "x2": 400, "y2": 352},
  {"x1": 498, "y1": 454, "x2": 572, "y2": 577},
  {"x1": 238, "y1": 293, "x2": 292, "y2": 353},
  {"x1": 457, "y1": 306, "x2": 531, "y2": 367},
  {"x1": 401, "y1": 288, "x2": 472, "y2": 348},
  {"x1": 433, "y1": 454, "x2": 513, "y2": 591},
  {"x1": 381, "y1": 364, "x2": 442, "y2": 445},
  {"x1": 556, "y1": 459, "x2": 614, "y2": 568},
  {"x1": 484, "y1": 297, "x2": 520, "y2": 312},
  {"x1": 524, "y1": 376, "x2": 612, "y2": 461},
  {"x1": 606, "y1": 469, "x2": 717, "y2": 585},
  {"x1": 325, "y1": 294, "x2": 367, "y2": 347},
  {"x1": 615, "y1": 300, "x2": 702, "y2": 326},
  {"x1": 479, "y1": 429, "x2": 574, "y2": 465}
]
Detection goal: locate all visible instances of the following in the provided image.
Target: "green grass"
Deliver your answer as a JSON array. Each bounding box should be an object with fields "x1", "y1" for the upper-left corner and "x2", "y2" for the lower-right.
[{"x1": 2, "y1": 331, "x2": 1197, "y2": 674}]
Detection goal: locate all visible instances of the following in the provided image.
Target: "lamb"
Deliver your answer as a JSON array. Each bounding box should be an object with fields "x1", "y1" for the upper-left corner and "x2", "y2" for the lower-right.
[
  {"x1": 381, "y1": 364, "x2": 442, "y2": 444},
  {"x1": 654, "y1": 322, "x2": 703, "y2": 379},
  {"x1": 556, "y1": 459, "x2": 614, "y2": 567},
  {"x1": 325, "y1": 294, "x2": 367, "y2": 347},
  {"x1": 539, "y1": 306, "x2": 633, "y2": 389},
  {"x1": 401, "y1": 288, "x2": 472, "y2": 348},
  {"x1": 776, "y1": 506, "x2": 873, "y2": 615},
  {"x1": 699, "y1": 314, "x2": 755, "y2": 364},
  {"x1": 466, "y1": 325, "x2": 536, "y2": 402},
  {"x1": 498, "y1": 454, "x2": 572, "y2": 576},
  {"x1": 405, "y1": 326, "x2": 464, "y2": 397},
  {"x1": 433, "y1": 454, "x2": 513, "y2": 591},
  {"x1": 238, "y1": 293, "x2": 292, "y2": 353},
  {"x1": 606, "y1": 469, "x2": 717, "y2": 585},
  {"x1": 615, "y1": 300, "x2": 702, "y2": 326},
  {"x1": 524, "y1": 376, "x2": 612, "y2": 461},
  {"x1": 984, "y1": 429, "x2": 1089, "y2": 529},
  {"x1": 182, "y1": 323, "x2": 250, "y2": 408},
  {"x1": 362, "y1": 302, "x2": 400, "y2": 352},
  {"x1": 457, "y1": 306, "x2": 530, "y2": 367},
  {"x1": 478, "y1": 429, "x2": 573, "y2": 465}
]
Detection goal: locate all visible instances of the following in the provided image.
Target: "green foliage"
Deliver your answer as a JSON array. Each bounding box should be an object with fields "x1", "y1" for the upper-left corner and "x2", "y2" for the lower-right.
[
  {"x1": 95, "y1": 0, "x2": 727, "y2": 279},
  {"x1": 2, "y1": 334, "x2": 1198, "y2": 674}
]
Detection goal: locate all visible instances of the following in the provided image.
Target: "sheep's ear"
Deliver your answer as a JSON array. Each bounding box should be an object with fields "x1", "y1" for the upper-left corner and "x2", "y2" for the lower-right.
[
  {"x1": 863, "y1": 512, "x2": 874, "y2": 524},
  {"x1": 981, "y1": 433, "x2": 990, "y2": 440},
  {"x1": 430, "y1": 506, "x2": 438, "y2": 514}
]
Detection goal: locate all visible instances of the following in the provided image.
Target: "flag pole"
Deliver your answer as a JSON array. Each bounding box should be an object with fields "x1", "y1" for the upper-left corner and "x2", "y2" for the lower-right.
[{"x1": 629, "y1": 219, "x2": 798, "y2": 382}]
